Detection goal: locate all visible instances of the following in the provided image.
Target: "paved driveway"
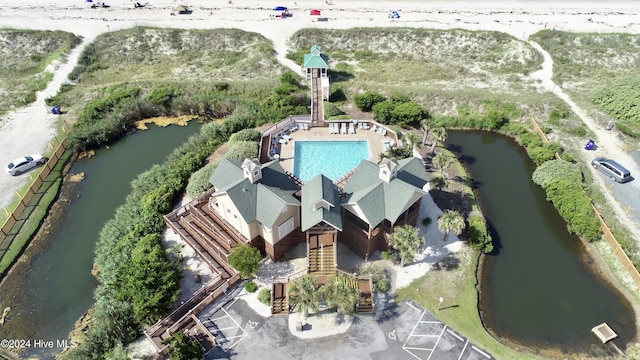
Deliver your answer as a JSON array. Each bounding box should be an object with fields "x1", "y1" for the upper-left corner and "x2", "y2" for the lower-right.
[{"x1": 199, "y1": 299, "x2": 494, "y2": 360}]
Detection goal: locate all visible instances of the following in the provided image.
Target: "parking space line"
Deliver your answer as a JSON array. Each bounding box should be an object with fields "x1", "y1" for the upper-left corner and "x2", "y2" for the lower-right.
[
  {"x1": 457, "y1": 340, "x2": 469, "y2": 360},
  {"x1": 425, "y1": 325, "x2": 447, "y2": 360},
  {"x1": 222, "y1": 308, "x2": 248, "y2": 349},
  {"x1": 472, "y1": 345, "x2": 491, "y2": 358},
  {"x1": 407, "y1": 302, "x2": 422, "y2": 312},
  {"x1": 446, "y1": 328, "x2": 464, "y2": 342},
  {"x1": 404, "y1": 346, "x2": 435, "y2": 351}
]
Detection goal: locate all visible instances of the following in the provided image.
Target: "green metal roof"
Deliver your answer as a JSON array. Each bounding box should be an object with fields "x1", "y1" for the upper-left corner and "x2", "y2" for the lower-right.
[
  {"x1": 209, "y1": 158, "x2": 300, "y2": 227},
  {"x1": 303, "y1": 45, "x2": 329, "y2": 69},
  {"x1": 301, "y1": 175, "x2": 342, "y2": 231},
  {"x1": 342, "y1": 158, "x2": 429, "y2": 227}
]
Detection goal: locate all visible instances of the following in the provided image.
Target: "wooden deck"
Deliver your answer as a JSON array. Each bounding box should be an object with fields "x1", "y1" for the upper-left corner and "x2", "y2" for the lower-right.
[{"x1": 147, "y1": 188, "x2": 249, "y2": 357}]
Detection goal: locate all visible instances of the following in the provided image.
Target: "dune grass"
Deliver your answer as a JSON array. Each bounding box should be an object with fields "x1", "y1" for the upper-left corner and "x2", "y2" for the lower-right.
[{"x1": 0, "y1": 29, "x2": 80, "y2": 115}]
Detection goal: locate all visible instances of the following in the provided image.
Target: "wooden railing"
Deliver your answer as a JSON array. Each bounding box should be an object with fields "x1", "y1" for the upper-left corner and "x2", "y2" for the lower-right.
[{"x1": 0, "y1": 139, "x2": 68, "y2": 271}]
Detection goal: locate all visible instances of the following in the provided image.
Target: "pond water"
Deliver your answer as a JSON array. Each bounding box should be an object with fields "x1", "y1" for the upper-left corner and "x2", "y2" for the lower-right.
[
  {"x1": 0, "y1": 123, "x2": 202, "y2": 359},
  {"x1": 446, "y1": 130, "x2": 636, "y2": 358}
]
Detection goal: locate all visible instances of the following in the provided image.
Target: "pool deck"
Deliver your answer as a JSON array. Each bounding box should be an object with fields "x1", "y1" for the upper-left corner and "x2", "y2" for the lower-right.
[{"x1": 277, "y1": 124, "x2": 397, "y2": 176}]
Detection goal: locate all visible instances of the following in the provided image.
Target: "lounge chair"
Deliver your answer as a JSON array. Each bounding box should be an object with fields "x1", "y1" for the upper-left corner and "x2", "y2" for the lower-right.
[
  {"x1": 333, "y1": 123, "x2": 338, "y2": 134},
  {"x1": 329, "y1": 123, "x2": 335, "y2": 134},
  {"x1": 340, "y1": 123, "x2": 347, "y2": 134},
  {"x1": 349, "y1": 123, "x2": 355, "y2": 134},
  {"x1": 302, "y1": 123, "x2": 308, "y2": 131},
  {"x1": 363, "y1": 123, "x2": 369, "y2": 130},
  {"x1": 371, "y1": 124, "x2": 378, "y2": 132},
  {"x1": 280, "y1": 130, "x2": 292, "y2": 141},
  {"x1": 289, "y1": 124, "x2": 298, "y2": 132},
  {"x1": 381, "y1": 129, "x2": 387, "y2": 136}
]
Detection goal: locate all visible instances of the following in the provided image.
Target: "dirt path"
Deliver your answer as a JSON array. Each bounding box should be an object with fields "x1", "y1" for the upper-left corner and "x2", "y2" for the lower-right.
[
  {"x1": 0, "y1": 30, "x2": 100, "y2": 211},
  {"x1": 529, "y1": 40, "x2": 640, "y2": 245}
]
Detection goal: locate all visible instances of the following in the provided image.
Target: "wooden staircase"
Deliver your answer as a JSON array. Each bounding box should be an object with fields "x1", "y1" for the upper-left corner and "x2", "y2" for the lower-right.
[
  {"x1": 271, "y1": 282, "x2": 288, "y2": 315},
  {"x1": 356, "y1": 278, "x2": 374, "y2": 314},
  {"x1": 308, "y1": 244, "x2": 336, "y2": 276}
]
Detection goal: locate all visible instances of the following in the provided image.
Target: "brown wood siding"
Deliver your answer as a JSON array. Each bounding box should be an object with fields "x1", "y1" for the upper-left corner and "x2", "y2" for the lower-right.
[{"x1": 268, "y1": 228, "x2": 304, "y2": 261}]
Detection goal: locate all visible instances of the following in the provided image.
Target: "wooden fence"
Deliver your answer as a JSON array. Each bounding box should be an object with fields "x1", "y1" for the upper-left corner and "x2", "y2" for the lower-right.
[
  {"x1": 0, "y1": 139, "x2": 67, "y2": 242},
  {"x1": 530, "y1": 117, "x2": 640, "y2": 290}
]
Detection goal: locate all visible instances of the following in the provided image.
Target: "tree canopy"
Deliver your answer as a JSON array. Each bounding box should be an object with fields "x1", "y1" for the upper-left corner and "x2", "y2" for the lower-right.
[
  {"x1": 228, "y1": 244, "x2": 262, "y2": 278},
  {"x1": 438, "y1": 210, "x2": 465, "y2": 242},
  {"x1": 388, "y1": 225, "x2": 424, "y2": 267}
]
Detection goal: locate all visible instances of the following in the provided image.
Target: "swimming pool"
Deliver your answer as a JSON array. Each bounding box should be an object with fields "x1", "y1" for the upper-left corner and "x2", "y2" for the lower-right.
[{"x1": 293, "y1": 140, "x2": 370, "y2": 182}]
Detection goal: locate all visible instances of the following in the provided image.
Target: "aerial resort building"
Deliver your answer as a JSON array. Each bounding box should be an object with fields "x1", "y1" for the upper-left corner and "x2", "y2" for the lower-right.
[{"x1": 153, "y1": 45, "x2": 429, "y2": 354}]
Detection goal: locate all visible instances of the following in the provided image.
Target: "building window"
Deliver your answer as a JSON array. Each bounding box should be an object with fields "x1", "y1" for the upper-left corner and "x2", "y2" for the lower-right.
[{"x1": 278, "y1": 217, "x2": 295, "y2": 240}]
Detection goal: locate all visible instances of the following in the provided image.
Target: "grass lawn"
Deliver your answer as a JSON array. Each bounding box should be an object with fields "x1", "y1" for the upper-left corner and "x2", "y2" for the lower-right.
[{"x1": 395, "y1": 247, "x2": 543, "y2": 360}]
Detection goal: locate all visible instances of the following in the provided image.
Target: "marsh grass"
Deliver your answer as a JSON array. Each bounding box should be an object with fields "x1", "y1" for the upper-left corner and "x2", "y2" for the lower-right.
[{"x1": 0, "y1": 29, "x2": 79, "y2": 115}]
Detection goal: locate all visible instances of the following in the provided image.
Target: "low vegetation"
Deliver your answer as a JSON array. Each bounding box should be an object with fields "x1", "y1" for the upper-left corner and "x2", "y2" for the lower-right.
[
  {"x1": 531, "y1": 30, "x2": 640, "y2": 136},
  {"x1": 0, "y1": 29, "x2": 80, "y2": 115},
  {"x1": 532, "y1": 160, "x2": 601, "y2": 241}
]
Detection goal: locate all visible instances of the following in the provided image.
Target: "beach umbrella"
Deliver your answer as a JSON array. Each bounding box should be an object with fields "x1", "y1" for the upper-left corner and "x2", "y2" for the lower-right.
[
  {"x1": 310, "y1": 9, "x2": 321, "y2": 16},
  {"x1": 174, "y1": 5, "x2": 187, "y2": 12}
]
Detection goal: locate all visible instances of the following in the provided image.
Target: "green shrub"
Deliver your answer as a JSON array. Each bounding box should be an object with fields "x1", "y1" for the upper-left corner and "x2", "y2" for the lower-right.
[
  {"x1": 146, "y1": 86, "x2": 180, "y2": 107},
  {"x1": 186, "y1": 162, "x2": 218, "y2": 199},
  {"x1": 593, "y1": 76, "x2": 640, "y2": 126},
  {"x1": 527, "y1": 145, "x2": 557, "y2": 165},
  {"x1": 616, "y1": 122, "x2": 640, "y2": 138},
  {"x1": 229, "y1": 128, "x2": 261, "y2": 144},
  {"x1": 324, "y1": 102, "x2": 345, "y2": 118},
  {"x1": 258, "y1": 288, "x2": 271, "y2": 305},
  {"x1": 226, "y1": 140, "x2": 259, "y2": 161},
  {"x1": 354, "y1": 91, "x2": 385, "y2": 111},
  {"x1": 532, "y1": 160, "x2": 601, "y2": 241},
  {"x1": 228, "y1": 244, "x2": 262, "y2": 278},
  {"x1": 466, "y1": 216, "x2": 494, "y2": 253},
  {"x1": 549, "y1": 105, "x2": 570, "y2": 125},
  {"x1": 244, "y1": 281, "x2": 258, "y2": 293}
]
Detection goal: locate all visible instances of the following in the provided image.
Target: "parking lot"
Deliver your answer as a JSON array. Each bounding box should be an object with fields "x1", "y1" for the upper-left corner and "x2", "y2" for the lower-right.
[{"x1": 198, "y1": 299, "x2": 494, "y2": 360}]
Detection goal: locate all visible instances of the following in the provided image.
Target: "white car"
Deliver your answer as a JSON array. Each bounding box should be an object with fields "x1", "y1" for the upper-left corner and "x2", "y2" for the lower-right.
[{"x1": 5, "y1": 154, "x2": 46, "y2": 176}]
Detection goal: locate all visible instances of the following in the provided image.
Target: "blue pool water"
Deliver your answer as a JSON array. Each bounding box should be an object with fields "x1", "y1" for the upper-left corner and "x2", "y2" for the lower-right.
[{"x1": 294, "y1": 140, "x2": 370, "y2": 182}]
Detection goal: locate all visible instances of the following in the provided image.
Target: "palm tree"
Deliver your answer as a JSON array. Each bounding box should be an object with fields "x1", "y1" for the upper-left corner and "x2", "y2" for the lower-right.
[
  {"x1": 405, "y1": 131, "x2": 421, "y2": 150},
  {"x1": 288, "y1": 276, "x2": 319, "y2": 319},
  {"x1": 438, "y1": 210, "x2": 465, "y2": 242},
  {"x1": 429, "y1": 127, "x2": 447, "y2": 155},
  {"x1": 420, "y1": 119, "x2": 433, "y2": 146},
  {"x1": 388, "y1": 225, "x2": 424, "y2": 267},
  {"x1": 429, "y1": 174, "x2": 447, "y2": 191},
  {"x1": 321, "y1": 275, "x2": 359, "y2": 315},
  {"x1": 432, "y1": 153, "x2": 452, "y2": 173}
]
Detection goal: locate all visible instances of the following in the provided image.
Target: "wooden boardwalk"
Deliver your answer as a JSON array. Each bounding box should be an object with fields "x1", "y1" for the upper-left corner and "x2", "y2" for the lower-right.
[{"x1": 147, "y1": 188, "x2": 248, "y2": 357}]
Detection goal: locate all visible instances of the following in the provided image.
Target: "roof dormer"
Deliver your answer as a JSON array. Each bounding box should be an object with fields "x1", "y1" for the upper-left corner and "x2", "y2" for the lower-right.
[
  {"x1": 242, "y1": 158, "x2": 262, "y2": 184},
  {"x1": 378, "y1": 158, "x2": 399, "y2": 183}
]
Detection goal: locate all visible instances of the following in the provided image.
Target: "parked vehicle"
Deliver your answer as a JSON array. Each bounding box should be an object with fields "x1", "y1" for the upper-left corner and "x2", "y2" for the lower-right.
[
  {"x1": 4, "y1": 154, "x2": 46, "y2": 176},
  {"x1": 591, "y1": 158, "x2": 632, "y2": 183}
]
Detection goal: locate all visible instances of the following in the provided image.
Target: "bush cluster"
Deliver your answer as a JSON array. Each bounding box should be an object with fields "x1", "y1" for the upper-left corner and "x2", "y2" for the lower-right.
[
  {"x1": 228, "y1": 244, "x2": 262, "y2": 278},
  {"x1": 532, "y1": 160, "x2": 601, "y2": 241},
  {"x1": 185, "y1": 162, "x2": 218, "y2": 199},
  {"x1": 372, "y1": 94, "x2": 428, "y2": 127},
  {"x1": 258, "y1": 288, "x2": 271, "y2": 305},
  {"x1": 466, "y1": 216, "x2": 494, "y2": 253},
  {"x1": 353, "y1": 91, "x2": 385, "y2": 112},
  {"x1": 593, "y1": 76, "x2": 640, "y2": 130},
  {"x1": 244, "y1": 281, "x2": 258, "y2": 293},
  {"x1": 225, "y1": 140, "x2": 259, "y2": 161},
  {"x1": 354, "y1": 263, "x2": 389, "y2": 293}
]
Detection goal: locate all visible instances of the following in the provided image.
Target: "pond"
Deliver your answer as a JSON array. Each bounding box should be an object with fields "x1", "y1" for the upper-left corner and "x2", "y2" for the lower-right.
[
  {"x1": 446, "y1": 130, "x2": 636, "y2": 358},
  {"x1": 0, "y1": 122, "x2": 202, "y2": 359}
]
